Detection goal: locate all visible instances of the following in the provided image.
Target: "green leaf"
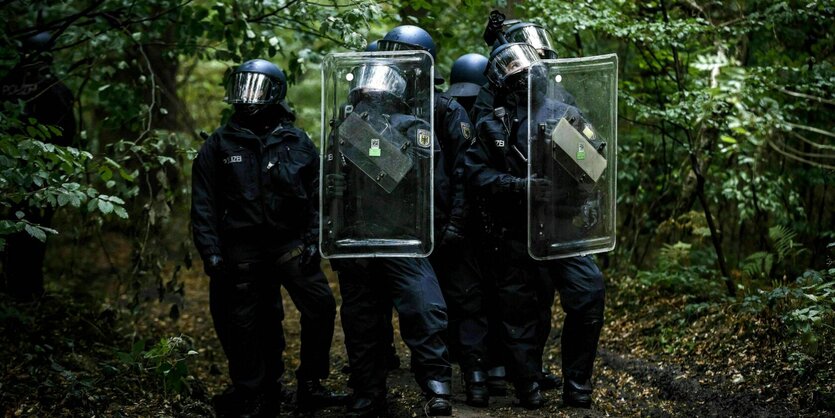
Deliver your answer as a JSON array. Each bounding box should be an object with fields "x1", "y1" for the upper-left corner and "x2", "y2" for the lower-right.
[
  {"x1": 24, "y1": 224, "x2": 47, "y2": 242},
  {"x1": 97, "y1": 199, "x2": 114, "y2": 214},
  {"x1": 720, "y1": 135, "x2": 737, "y2": 144},
  {"x1": 114, "y1": 206, "x2": 129, "y2": 219}
]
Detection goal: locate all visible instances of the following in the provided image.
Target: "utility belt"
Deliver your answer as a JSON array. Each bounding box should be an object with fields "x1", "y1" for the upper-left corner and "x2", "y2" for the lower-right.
[{"x1": 232, "y1": 245, "x2": 304, "y2": 273}]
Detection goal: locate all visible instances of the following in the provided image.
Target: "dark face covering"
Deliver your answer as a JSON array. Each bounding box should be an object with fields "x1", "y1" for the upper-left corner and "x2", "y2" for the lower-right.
[{"x1": 232, "y1": 103, "x2": 291, "y2": 136}]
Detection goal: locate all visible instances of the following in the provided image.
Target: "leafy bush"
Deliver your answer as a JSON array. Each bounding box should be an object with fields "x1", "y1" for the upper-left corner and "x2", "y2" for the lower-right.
[
  {"x1": 0, "y1": 104, "x2": 130, "y2": 250},
  {"x1": 635, "y1": 241, "x2": 724, "y2": 298},
  {"x1": 741, "y1": 267, "x2": 835, "y2": 356},
  {"x1": 117, "y1": 336, "x2": 198, "y2": 394}
]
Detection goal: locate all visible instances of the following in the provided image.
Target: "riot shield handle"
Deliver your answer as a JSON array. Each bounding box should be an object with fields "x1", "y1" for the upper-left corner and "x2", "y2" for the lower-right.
[{"x1": 326, "y1": 104, "x2": 354, "y2": 241}]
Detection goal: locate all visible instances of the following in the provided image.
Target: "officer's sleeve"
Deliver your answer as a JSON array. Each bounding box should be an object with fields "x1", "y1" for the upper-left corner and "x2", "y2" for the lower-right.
[
  {"x1": 300, "y1": 132, "x2": 320, "y2": 244},
  {"x1": 445, "y1": 102, "x2": 474, "y2": 226},
  {"x1": 465, "y1": 116, "x2": 524, "y2": 195},
  {"x1": 191, "y1": 135, "x2": 223, "y2": 260}
]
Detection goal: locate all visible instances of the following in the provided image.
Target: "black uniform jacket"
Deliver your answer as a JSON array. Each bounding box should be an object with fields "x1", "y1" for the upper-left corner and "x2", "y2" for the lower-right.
[
  {"x1": 434, "y1": 91, "x2": 474, "y2": 230},
  {"x1": 191, "y1": 120, "x2": 319, "y2": 260}
]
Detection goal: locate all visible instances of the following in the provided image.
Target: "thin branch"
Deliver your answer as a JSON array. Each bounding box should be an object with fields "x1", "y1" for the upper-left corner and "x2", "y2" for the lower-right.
[
  {"x1": 777, "y1": 87, "x2": 835, "y2": 106},
  {"x1": 246, "y1": 0, "x2": 301, "y2": 23},
  {"x1": 267, "y1": 19, "x2": 352, "y2": 47},
  {"x1": 787, "y1": 129, "x2": 835, "y2": 151},
  {"x1": 777, "y1": 139, "x2": 835, "y2": 159},
  {"x1": 47, "y1": 0, "x2": 107, "y2": 47},
  {"x1": 767, "y1": 139, "x2": 835, "y2": 170},
  {"x1": 11, "y1": 0, "x2": 108, "y2": 37},
  {"x1": 786, "y1": 122, "x2": 835, "y2": 139},
  {"x1": 619, "y1": 115, "x2": 688, "y2": 148}
]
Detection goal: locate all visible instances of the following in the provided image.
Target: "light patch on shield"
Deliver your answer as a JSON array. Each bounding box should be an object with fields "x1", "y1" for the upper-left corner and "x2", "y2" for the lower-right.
[
  {"x1": 582, "y1": 124, "x2": 595, "y2": 140},
  {"x1": 417, "y1": 129, "x2": 431, "y2": 148},
  {"x1": 346, "y1": 73, "x2": 354, "y2": 81},
  {"x1": 555, "y1": 74, "x2": 562, "y2": 83}
]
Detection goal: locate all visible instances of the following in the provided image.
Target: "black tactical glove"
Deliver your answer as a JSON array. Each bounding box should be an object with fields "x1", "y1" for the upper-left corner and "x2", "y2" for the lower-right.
[
  {"x1": 502, "y1": 176, "x2": 552, "y2": 201},
  {"x1": 205, "y1": 254, "x2": 225, "y2": 277},
  {"x1": 326, "y1": 173, "x2": 346, "y2": 198},
  {"x1": 298, "y1": 243, "x2": 321, "y2": 276},
  {"x1": 529, "y1": 176, "x2": 553, "y2": 202},
  {"x1": 440, "y1": 221, "x2": 466, "y2": 248}
]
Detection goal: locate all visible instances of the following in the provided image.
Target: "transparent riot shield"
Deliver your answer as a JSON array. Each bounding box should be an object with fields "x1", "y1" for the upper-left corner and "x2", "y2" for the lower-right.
[
  {"x1": 320, "y1": 51, "x2": 434, "y2": 258},
  {"x1": 527, "y1": 54, "x2": 617, "y2": 260}
]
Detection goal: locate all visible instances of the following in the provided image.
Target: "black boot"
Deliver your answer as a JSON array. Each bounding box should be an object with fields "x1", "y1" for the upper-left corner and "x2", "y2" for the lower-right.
[
  {"x1": 346, "y1": 395, "x2": 386, "y2": 417},
  {"x1": 538, "y1": 368, "x2": 561, "y2": 391},
  {"x1": 486, "y1": 366, "x2": 507, "y2": 396},
  {"x1": 463, "y1": 370, "x2": 489, "y2": 407},
  {"x1": 213, "y1": 385, "x2": 265, "y2": 418},
  {"x1": 296, "y1": 379, "x2": 350, "y2": 410},
  {"x1": 424, "y1": 379, "x2": 453, "y2": 416},
  {"x1": 563, "y1": 378, "x2": 593, "y2": 408},
  {"x1": 515, "y1": 381, "x2": 545, "y2": 410}
]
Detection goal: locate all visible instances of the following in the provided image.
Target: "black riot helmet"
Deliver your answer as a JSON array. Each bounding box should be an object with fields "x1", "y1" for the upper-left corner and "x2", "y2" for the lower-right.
[
  {"x1": 22, "y1": 31, "x2": 55, "y2": 54},
  {"x1": 379, "y1": 25, "x2": 437, "y2": 59},
  {"x1": 379, "y1": 25, "x2": 441, "y2": 85},
  {"x1": 505, "y1": 22, "x2": 558, "y2": 59},
  {"x1": 485, "y1": 42, "x2": 542, "y2": 91},
  {"x1": 447, "y1": 53, "x2": 488, "y2": 98},
  {"x1": 224, "y1": 59, "x2": 287, "y2": 105}
]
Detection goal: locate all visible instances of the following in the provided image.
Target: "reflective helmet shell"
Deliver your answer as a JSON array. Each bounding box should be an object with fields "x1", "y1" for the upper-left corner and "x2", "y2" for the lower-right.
[{"x1": 505, "y1": 22, "x2": 558, "y2": 60}]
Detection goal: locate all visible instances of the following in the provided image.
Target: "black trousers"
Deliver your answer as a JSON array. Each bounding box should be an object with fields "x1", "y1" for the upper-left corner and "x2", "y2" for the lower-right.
[
  {"x1": 210, "y1": 240, "x2": 336, "y2": 392},
  {"x1": 336, "y1": 257, "x2": 451, "y2": 398},
  {"x1": 480, "y1": 240, "x2": 605, "y2": 386},
  {"x1": 431, "y1": 243, "x2": 490, "y2": 374},
  {"x1": 1, "y1": 207, "x2": 53, "y2": 299}
]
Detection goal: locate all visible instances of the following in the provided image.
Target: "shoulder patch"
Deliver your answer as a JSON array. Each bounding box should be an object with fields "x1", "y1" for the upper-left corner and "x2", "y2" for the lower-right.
[
  {"x1": 460, "y1": 122, "x2": 472, "y2": 141},
  {"x1": 417, "y1": 129, "x2": 432, "y2": 148}
]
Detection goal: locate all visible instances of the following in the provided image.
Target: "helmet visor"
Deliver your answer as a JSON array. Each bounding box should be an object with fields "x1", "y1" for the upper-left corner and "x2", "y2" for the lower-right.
[
  {"x1": 349, "y1": 64, "x2": 407, "y2": 98},
  {"x1": 224, "y1": 72, "x2": 276, "y2": 104},
  {"x1": 507, "y1": 25, "x2": 556, "y2": 58},
  {"x1": 378, "y1": 40, "x2": 421, "y2": 53},
  {"x1": 486, "y1": 43, "x2": 541, "y2": 87}
]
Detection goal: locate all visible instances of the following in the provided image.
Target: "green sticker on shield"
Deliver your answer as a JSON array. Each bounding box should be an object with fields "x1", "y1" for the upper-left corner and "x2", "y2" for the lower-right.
[
  {"x1": 369, "y1": 138, "x2": 381, "y2": 157},
  {"x1": 576, "y1": 143, "x2": 586, "y2": 160}
]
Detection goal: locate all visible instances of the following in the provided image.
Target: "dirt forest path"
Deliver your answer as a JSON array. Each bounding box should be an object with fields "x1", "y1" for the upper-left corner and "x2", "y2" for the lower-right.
[{"x1": 161, "y1": 261, "x2": 807, "y2": 417}]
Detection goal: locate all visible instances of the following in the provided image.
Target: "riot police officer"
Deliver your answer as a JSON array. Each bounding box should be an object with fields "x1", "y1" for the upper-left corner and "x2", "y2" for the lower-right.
[
  {"x1": 0, "y1": 31, "x2": 76, "y2": 300},
  {"x1": 476, "y1": 15, "x2": 578, "y2": 394},
  {"x1": 376, "y1": 25, "x2": 495, "y2": 408},
  {"x1": 324, "y1": 49, "x2": 453, "y2": 416},
  {"x1": 191, "y1": 59, "x2": 346, "y2": 417},
  {"x1": 464, "y1": 42, "x2": 606, "y2": 409},
  {"x1": 445, "y1": 51, "x2": 516, "y2": 404}
]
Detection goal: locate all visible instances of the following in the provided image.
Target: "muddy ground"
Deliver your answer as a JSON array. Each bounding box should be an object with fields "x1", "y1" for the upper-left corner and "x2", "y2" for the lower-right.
[{"x1": 1, "y1": 258, "x2": 833, "y2": 417}]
